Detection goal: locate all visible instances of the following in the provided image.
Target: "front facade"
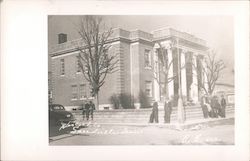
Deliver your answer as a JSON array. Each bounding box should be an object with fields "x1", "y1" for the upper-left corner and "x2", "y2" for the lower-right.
[{"x1": 49, "y1": 28, "x2": 208, "y2": 110}]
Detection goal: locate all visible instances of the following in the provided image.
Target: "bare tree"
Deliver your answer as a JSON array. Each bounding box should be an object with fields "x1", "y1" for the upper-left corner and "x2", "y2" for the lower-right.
[
  {"x1": 193, "y1": 50, "x2": 225, "y2": 96},
  {"x1": 76, "y1": 16, "x2": 119, "y2": 109},
  {"x1": 154, "y1": 40, "x2": 187, "y2": 101},
  {"x1": 154, "y1": 42, "x2": 177, "y2": 100}
]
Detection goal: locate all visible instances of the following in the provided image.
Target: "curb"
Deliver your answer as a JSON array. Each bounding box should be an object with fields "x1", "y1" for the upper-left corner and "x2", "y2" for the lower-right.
[{"x1": 75, "y1": 116, "x2": 234, "y2": 130}]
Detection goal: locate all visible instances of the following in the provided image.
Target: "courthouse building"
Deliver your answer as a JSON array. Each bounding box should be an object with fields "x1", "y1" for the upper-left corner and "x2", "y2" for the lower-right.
[{"x1": 49, "y1": 27, "x2": 208, "y2": 110}]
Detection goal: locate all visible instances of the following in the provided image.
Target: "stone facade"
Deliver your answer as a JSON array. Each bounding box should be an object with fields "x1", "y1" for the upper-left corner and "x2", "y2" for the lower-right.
[{"x1": 49, "y1": 28, "x2": 208, "y2": 110}]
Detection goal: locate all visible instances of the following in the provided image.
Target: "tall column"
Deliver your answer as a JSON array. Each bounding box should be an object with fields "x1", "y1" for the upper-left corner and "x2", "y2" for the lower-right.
[
  {"x1": 153, "y1": 47, "x2": 160, "y2": 102},
  {"x1": 130, "y1": 42, "x2": 140, "y2": 109},
  {"x1": 181, "y1": 50, "x2": 187, "y2": 101},
  {"x1": 177, "y1": 45, "x2": 185, "y2": 123},
  {"x1": 190, "y1": 54, "x2": 199, "y2": 103},
  {"x1": 167, "y1": 47, "x2": 174, "y2": 99}
]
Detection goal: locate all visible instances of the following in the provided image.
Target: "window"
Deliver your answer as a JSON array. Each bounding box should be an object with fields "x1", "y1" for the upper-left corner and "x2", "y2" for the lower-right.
[
  {"x1": 60, "y1": 59, "x2": 65, "y2": 75},
  {"x1": 76, "y1": 58, "x2": 81, "y2": 73},
  {"x1": 71, "y1": 85, "x2": 78, "y2": 100},
  {"x1": 144, "y1": 49, "x2": 152, "y2": 68},
  {"x1": 145, "y1": 81, "x2": 153, "y2": 97},
  {"x1": 79, "y1": 84, "x2": 87, "y2": 99}
]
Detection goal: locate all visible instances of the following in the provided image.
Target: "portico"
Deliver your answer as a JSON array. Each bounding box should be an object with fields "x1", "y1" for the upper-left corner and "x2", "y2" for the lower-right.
[{"x1": 152, "y1": 28, "x2": 208, "y2": 105}]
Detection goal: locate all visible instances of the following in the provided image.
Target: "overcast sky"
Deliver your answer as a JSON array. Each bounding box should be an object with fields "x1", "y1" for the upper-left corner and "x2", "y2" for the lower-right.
[{"x1": 48, "y1": 15, "x2": 234, "y2": 84}]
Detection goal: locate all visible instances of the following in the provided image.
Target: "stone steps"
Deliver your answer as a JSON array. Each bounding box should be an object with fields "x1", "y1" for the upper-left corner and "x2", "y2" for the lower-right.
[{"x1": 72, "y1": 105, "x2": 234, "y2": 123}]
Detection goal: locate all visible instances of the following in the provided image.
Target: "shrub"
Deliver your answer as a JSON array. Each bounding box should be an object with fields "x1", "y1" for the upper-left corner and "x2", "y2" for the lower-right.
[
  {"x1": 119, "y1": 93, "x2": 135, "y2": 109},
  {"x1": 109, "y1": 94, "x2": 120, "y2": 109},
  {"x1": 139, "y1": 90, "x2": 151, "y2": 108}
]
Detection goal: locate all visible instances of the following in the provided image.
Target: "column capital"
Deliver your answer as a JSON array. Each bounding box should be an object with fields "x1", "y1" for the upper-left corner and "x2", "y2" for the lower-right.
[
  {"x1": 153, "y1": 40, "x2": 172, "y2": 49},
  {"x1": 153, "y1": 43, "x2": 160, "y2": 49},
  {"x1": 180, "y1": 49, "x2": 188, "y2": 54}
]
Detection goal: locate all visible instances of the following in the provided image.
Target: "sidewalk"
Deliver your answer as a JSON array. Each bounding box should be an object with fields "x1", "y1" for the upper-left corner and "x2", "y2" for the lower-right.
[
  {"x1": 49, "y1": 116, "x2": 235, "y2": 144},
  {"x1": 85, "y1": 115, "x2": 234, "y2": 130}
]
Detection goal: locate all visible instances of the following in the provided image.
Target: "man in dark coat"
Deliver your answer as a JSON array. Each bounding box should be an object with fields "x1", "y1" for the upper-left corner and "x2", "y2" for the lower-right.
[
  {"x1": 164, "y1": 99, "x2": 172, "y2": 123},
  {"x1": 89, "y1": 101, "x2": 95, "y2": 120},
  {"x1": 82, "y1": 103, "x2": 86, "y2": 120},
  {"x1": 214, "y1": 96, "x2": 221, "y2": 118},
  {"x1": 85, "y1": 101, "x2": 90, "y2": 120},
  {"x1": 210, "y1": 96, "x2": 218, "y2": 118},
  {"x1": 200, "y1": 96, "x2": 209, "y2": 119},
  {"x1": 149, "y1": 101, "x2": 159, "y2": 123},
  {"x1": 153, "y1": 102, "x2": 159, "y2": 123},
  {"x1": 149, "y1": 111, "x2": 154, "y2": 123},
  {"x1": 220, "y1": 95, "x2": 227, "y2": 118}
]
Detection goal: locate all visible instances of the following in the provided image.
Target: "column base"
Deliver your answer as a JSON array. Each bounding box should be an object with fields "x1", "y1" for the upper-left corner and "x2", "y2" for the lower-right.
[{"x1": 177, "y1": 97, "x2": 185, "y2": 124}]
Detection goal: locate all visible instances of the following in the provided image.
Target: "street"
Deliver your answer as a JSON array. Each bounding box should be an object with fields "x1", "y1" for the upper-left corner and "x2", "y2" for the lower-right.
[{"x1": 49, "y1": 118, "x2": 234, "y2": 145}]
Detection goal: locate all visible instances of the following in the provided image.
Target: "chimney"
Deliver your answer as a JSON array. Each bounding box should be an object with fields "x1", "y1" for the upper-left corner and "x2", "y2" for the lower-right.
[{"x1": 58, "y1": 33, "x2": 67, "y2": 44}]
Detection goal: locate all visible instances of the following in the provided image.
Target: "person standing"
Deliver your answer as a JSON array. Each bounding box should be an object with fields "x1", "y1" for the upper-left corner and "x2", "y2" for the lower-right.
[
  {"x1": 205, "y1": 97, "x2": 212, "y2": 118},
  {"x1": 153, "y1": 101, "x2": 159, "y2": 123},
  {"x1": 85, "y1": 101, "x2": 90, "y2": 121},
  {"x1": 215, "y1": 97, "x2": 221, "y2": 117},
  {"x1": 214, "y1": 96, "x2": 221, "y2": 118},
  {"x1": 220, "y1": 95, "x2": 227, "y2": 118},
  {"x1": 89, "y1": 101, "x2": 95, "y2": 120},
  {"x1": 149, "y1": 101, "x2": 159, "y2": 123},
  {"x1": 200, "y1": 95, "x2": 209, "y2": 119},
  {"x1": 210, "y1": 96, "x2": 217, "y2": 118},
  {"x1": 82, "y1": 102, "x2": 86, "y2": 121},
  {"x1": 164, "y1": 99, "x2": 172, "y2": 123},
  {"x1": 149, "y1": 104, "x2": 154, "y2": 123}
]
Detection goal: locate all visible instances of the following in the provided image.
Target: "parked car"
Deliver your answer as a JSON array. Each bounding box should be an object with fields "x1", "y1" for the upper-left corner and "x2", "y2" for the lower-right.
[{"x1": 49, "y1": 104, "x2": 75, "y2": 126}]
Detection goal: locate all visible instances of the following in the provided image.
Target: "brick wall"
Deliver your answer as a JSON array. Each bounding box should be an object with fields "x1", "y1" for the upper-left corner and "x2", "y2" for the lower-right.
[{"x1": 51, "y1": 39, "x2": 133, "y2": 108}]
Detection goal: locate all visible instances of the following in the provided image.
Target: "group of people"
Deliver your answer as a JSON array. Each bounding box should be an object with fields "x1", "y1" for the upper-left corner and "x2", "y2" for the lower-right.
[
  {"x1": 149, "y1": 99, "x2": 173, "y2": 124},
  {"x1": 82, "y1": 101, "x2": 95, "y2": 121},
  {"x1": 80, "y1": 95, "x2": 226, "y2": 122},
  {"x1": 201, "y1": 95, "x2": 227, "y2": 119},
  {"x1": 149, "y1": 95, "x2": 227, "y2": 123}
]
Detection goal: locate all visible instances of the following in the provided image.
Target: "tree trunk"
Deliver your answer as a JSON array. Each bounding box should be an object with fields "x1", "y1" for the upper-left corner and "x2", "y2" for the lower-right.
[
  {"x1": 209, "y1": 90, "x2": 213, "y2": 97},
  {"x1": 96, "y1": 92, "x2": 99, "y2": 110},
  {"x1": 164, "y1": 73, "x2": 169, "y2": 100},
  {"x1": 208, "y1": 84, "x2": 213, "y2": 96}
]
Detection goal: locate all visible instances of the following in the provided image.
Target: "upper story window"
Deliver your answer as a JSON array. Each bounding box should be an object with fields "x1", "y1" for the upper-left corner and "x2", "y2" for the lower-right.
[
  {"x1": 79, "y1": 84, "x2": 87, "y2": 99},
  {"x1": 145, "y1": 81, "x2": 153, "y2": 97},
  {"x1": 60, "y1": 59, "x2": 65, "y2": 76},
  {"x1": 76, "y1": 58, "x2": 81, "y2": 73},
  {"x1": 71, "y1": 85, "x2": 78, "y2": 100},
  {"x1": 144, "y1": 49, "x2": 152, "y2": 69}
]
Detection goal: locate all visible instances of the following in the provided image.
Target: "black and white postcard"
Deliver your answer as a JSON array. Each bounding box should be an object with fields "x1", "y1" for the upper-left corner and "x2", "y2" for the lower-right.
[{"x1": 1, "y1": 1, "x2": 249, "y2": 161}]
